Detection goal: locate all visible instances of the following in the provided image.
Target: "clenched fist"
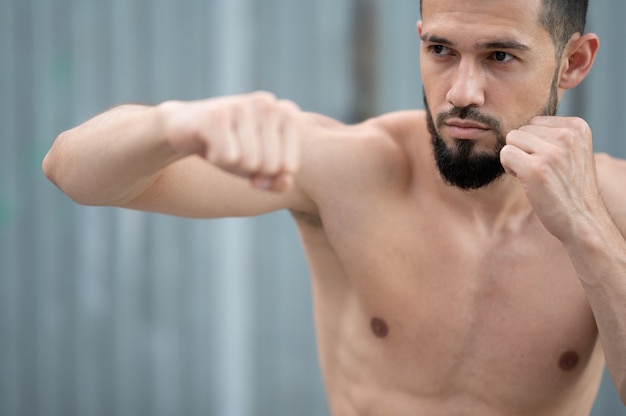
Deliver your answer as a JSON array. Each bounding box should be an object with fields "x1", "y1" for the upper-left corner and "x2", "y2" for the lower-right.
[
  {"x1": 158, "y1": 91, "x2": 302, "y2": 192},
  {"x1": 501, "y1": 116, "x2": 603, "y2": 243}
]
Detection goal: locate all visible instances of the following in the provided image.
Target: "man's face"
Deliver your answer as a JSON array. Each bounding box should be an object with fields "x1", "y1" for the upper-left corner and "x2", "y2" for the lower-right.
[{"x1": 419, "y1": 0, "x2": 561, "y2": 190}]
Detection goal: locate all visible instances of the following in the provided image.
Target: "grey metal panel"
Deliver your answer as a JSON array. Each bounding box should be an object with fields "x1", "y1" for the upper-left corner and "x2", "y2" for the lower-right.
[
  {"x1": 0, "y1": 0, "x2": 624, "y2": 415},
  {"x1": 375, "y1": 0, "x2": 422, "y2": 114},
  {"x1": 584, "y1": 1, "x2": 626, "y2": 158}
]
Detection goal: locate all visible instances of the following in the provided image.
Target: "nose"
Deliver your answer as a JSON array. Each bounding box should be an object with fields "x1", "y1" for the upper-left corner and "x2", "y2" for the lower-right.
[{"x1": 446, "y1": 59, "x2": 486, "y2": 108}]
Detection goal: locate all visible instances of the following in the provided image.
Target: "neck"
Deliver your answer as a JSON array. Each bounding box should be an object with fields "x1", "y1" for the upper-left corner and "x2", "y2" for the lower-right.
[{"x1": 440, "y1": 174, "x2": 533, "y2": 234}]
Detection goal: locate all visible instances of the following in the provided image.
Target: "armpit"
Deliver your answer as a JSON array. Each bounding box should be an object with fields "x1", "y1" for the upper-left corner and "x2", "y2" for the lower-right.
[{"x1": 290, "y1": 209, "x2": 324, "y2": 228}]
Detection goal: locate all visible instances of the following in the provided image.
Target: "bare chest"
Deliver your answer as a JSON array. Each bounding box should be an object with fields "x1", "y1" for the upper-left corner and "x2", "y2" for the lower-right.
[{"x1": 297, "y1": 204, "x2": 602, "y2": 412}]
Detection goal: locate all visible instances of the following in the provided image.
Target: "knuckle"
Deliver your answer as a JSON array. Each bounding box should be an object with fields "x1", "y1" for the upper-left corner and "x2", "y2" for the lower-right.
[
  {"x1": 570, "y1": 116, "x2": 588, "y2": 131},
  {"x1": 211, "y1": 146, "x2": 241, "y2": 167},
  {"x1": 499, "y1": 144, "x2": 512, "y2": 160},
  {"x1": 577, "y1": 120, "x2": 592, "y2": 140},
  {"x1": 278, "y1": 99, "x2": 300, "y2": 113},
  {"x1": 260, "y1": 157, "x2": 282, "y2": 177},
  {"x1": 556, "y1": 127, "x2": 575, "y2": 146},
  {"x1": 565, "y1": 117, "x2": 592, "y2": 142},
  {"x1": 211, "y1": 108, "x2": 232, "y2": 129},
  {"x1": 227, "y1": 101, "x2": 246, "y2": 123},
  {"x1": 238, "y1": 154, "x2": 262, "y2": 173},
  {"x1": 529, "y1": 158, "x2": 551, "y2": 182},
  {"x1": 248, "y1": 96, "x2": 277, "y2": 119},
  {"x1": 250, "y1": 91, "x2": 277, "y2": 108},
  {"x1": 555, "y1": 125, "x2": 570, "y2": 136},
  {"x1": 251, "y1": 90, "x2": 276, "y2": 101}
]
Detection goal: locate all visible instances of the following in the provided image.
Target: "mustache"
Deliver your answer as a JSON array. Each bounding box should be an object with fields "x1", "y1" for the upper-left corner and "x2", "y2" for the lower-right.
[{"x1": 436, "y1": 106, "x2": 503, "y2": 132}]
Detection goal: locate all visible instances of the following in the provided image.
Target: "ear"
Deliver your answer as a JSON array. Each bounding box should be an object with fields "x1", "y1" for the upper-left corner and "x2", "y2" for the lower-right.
[
  {"x1": 558, "y1": 32, "x2": 600, "y2": 90},
  {"x1": 417, "y1": 20, "x2": 423, "y2": 36}
]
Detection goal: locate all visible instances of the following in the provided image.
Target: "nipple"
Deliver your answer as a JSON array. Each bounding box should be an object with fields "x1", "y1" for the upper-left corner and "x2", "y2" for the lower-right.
[
  {"x1": 370, "y1": 317, "x2": 389, "y2": 338},
  {"x1": 558, "y1": 351, "x2": 579, "y2": 371}
]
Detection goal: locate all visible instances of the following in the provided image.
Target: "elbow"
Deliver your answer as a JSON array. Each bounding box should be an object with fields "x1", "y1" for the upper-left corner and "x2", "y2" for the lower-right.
[
  {"x1": 42, "y1": 131, "x2": 66, "y2": 190},
  {"x1": 42, "y1": 130, "x2": 91, "y2": 205}
]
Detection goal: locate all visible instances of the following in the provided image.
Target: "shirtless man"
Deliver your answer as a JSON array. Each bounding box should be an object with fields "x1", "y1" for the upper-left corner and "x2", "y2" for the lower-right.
[{"x1": 42, "y1": 0, "x2": 626, "y2": 414}]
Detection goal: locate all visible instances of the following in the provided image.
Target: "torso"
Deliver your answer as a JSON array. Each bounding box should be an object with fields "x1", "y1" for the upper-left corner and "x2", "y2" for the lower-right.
[{"x1": 292, "y1": 111, "x2": 606, "y2": 415}]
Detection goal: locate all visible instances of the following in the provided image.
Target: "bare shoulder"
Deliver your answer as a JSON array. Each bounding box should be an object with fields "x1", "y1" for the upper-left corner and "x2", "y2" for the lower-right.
[
  {"x1": 369, "y1": 109, "x2": 428, "y2": 143},
  {"x1": 287, "y1": 110, "x2": 427, "y2": 227},
  {"x1": 305, "y1": 109, "x2": 427, "y2": 145},
  {"x1": 596, "y1": 153, "x2": 626, "y2": 234},
  {"x1": 297, "y1": 110, "x2": 426, "y2": 205}
]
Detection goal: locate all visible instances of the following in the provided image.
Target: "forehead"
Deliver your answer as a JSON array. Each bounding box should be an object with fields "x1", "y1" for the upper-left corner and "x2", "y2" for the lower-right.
[{"x1": 421, "y1": 0, "x2": 549, "y2": 48}]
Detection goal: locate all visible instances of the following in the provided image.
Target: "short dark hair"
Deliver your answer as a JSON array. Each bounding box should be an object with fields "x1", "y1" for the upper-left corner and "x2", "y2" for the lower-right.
[
  {"x1": 538, "y1": 0, "x2": 588, "y2": 54},
  {"x1": 419, "y1": 0, "x2": 589, "y2": 53}
]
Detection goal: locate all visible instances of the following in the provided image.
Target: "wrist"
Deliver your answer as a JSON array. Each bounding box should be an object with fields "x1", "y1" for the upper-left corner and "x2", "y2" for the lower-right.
[
  {"x1": 157, "y1": 100, "x2": 207, "y2": 157},
  {"x1": 563, "y1": 207, "x2": 626, "y2": 287}
]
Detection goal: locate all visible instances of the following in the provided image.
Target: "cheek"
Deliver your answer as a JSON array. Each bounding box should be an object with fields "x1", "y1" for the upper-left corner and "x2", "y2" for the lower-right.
[
  {"x1": 487, "y1": 80, "x2": 551, "y2": 128},
  {"x1": 421, "y1": 74, "x2": 449, "y2": 111},
  {"x1": 421, "y1": 56, "x2": 449, "y2": 95},
  {"x1": 495, "y1": 64, "x2": 557, "y2": 108}
]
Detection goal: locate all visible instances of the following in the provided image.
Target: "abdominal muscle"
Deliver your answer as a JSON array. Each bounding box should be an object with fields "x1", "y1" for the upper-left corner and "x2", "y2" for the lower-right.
[{"x1": 295, "y1": 210, "x2": 605, "y2": 416}]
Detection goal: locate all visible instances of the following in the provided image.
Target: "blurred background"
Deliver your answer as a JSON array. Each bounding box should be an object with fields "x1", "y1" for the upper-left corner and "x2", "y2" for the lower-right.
[{"x1": 1, "y1": 0, "x2": 625, "y2": 415}]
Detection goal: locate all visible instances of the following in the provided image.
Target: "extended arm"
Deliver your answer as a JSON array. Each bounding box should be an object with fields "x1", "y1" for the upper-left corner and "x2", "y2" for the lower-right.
[{"x1": 43, "y1": 92, "x2": 316, "y2": 218}]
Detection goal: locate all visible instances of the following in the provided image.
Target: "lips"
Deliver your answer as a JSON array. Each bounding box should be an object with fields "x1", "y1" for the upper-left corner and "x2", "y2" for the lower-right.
[
  {"x1": 445, "y1": 119, "x2": 489, "y2": 130},
  {"x1": 444, "y1": 119, "x2": 490, "y2": 139}
]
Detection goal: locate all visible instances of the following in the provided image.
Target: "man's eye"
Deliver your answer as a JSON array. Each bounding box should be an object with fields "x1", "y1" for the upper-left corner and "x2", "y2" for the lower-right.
[
  {"x1": 492, "y1": 51, "x2": 515, "y2": 62},
  {"x1": 430, "y1": 45, "x2": 452, "y2": 56}
]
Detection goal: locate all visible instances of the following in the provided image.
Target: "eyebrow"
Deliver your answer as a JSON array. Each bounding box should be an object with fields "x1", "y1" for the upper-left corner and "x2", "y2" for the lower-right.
[{"x1": 420, "y1": 33, "x2": 531, "y2": 51}]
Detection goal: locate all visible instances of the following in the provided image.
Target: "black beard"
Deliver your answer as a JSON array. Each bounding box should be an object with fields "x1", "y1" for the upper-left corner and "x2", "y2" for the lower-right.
[
  {"x1": 424, "y1": 79, "x2": 558, "y2": 190},
  {"x1": 425, "y1": 102, "x2": 507, "y2": 190}
]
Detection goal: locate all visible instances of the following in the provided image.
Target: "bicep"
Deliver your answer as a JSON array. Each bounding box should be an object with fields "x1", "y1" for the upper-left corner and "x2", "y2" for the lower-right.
[{"x1": 122, "y1": 155, "x2": 313, "y2": 218}]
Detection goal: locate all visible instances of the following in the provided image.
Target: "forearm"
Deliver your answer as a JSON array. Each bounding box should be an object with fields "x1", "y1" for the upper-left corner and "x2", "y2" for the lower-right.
[
  {"x1": 43, "y1": 104, "x2": 183, "y2": 206},
  {"x1": 565, "y1": 210, "x2": 626, "y2": 403}
]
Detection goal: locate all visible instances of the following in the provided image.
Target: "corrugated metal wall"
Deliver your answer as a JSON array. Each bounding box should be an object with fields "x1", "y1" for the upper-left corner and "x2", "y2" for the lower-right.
[{"x1": 0, "y1": 0, "x2": 624, "y2": 415}]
